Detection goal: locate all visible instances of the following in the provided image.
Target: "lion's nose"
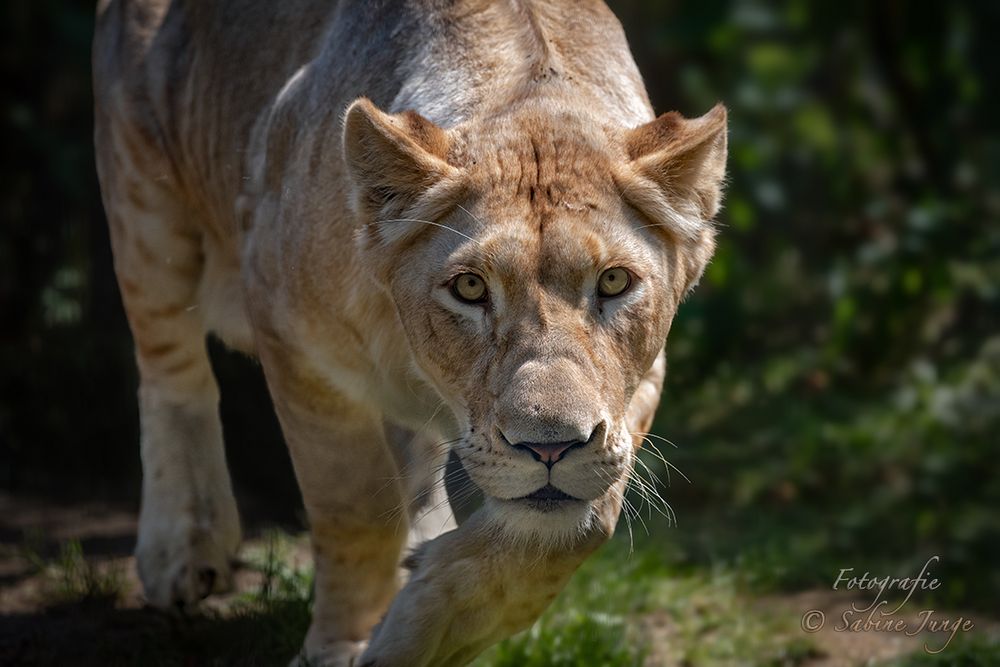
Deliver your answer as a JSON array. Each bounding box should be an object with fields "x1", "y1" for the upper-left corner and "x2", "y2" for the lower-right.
[
  {"x1": 513, "y1": 441, "x2": 581, "y2": 467},
  {"x1": 503, "y1": 421, "x2": 605, "y2": 468}
]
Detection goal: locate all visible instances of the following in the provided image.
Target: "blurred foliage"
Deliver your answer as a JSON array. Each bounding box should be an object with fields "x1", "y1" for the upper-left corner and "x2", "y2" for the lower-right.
[
  {"x1": 0, "y1": 1, "x2": 298, "y2": 514},
  {"x1": 615, "y1": 0, "x2": 1000, "y2": 610},
  {"x1": 1, "y1": 0, "x2": 139, "y2": 495},
  {"x1": 890, "y1": 635, "x2": 1000, "y2": 667},
  {"x1": 0, "y1": 0, "x2": 997, "y2": 622}
]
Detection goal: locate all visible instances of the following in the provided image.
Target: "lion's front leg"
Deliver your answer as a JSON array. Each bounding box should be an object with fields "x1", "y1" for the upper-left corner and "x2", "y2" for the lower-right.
[
  {"x1": 359, "y1": 491, "x2": 623, "y2": 667},
  {"x1": 260, "y1": 353, "x2": 409, "y2": 667}
]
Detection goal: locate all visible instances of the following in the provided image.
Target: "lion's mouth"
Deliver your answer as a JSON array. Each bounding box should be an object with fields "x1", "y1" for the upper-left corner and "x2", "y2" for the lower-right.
[
  {"x1": 521, "y1": 484, "x2": 578, "y2": 502},
  {"x1": 515, "y1": 484, "x2": 582, "y2": 513}
]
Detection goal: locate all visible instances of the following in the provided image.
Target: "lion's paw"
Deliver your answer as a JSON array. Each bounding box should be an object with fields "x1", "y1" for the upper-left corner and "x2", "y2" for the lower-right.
[{"x1": 136, "y1": 507, "x2": 240, "y2": 608}]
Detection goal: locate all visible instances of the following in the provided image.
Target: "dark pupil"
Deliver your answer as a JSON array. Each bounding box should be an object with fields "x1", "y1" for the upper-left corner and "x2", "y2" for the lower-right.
[{"x1": 607, "y1": 274, "x2": 617, "y2": 282}]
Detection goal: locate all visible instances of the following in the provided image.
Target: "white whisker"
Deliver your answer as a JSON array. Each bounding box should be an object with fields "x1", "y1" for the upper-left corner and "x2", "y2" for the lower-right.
[
  {"x1": 455, "y1": 203, "x2": 485, "y2": 228},
  {"x1": 376, "y1": 217, "x2": 476, "y2": 243}
]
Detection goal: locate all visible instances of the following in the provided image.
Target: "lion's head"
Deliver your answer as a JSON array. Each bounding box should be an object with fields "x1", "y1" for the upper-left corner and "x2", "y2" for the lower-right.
[{"x1": 343, "y1": 98, "x2": 726, "y2": 543}]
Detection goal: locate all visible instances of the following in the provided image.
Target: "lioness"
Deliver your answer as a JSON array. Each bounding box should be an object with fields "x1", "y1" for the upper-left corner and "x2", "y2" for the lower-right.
[{"x1": 93, "y1": 1, "x2": 725, "y2": 664}]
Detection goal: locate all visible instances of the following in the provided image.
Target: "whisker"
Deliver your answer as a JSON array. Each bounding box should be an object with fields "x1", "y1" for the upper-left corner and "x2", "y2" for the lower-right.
[
  {"x1": 635, "y1": 436, "x2": 671, "y2": 486},
  {"x1": 376, "y1": 218, "x2": 476, "y2": 243},
  {"x1": 408, "y1": 462, "x2": 486, "y2": 527},
  {"x1": 376, "y1": 437, "x2": 464, "y2": 492},
  {"x1": 634, "y1": 466, "x2": 672, "y2": 524},
  {"x1": 455, "y1": 204, "x2": 485, "y2": 229},
  {"x1": 385, "y1": 460, "x2": 479, "y2": 524},
  {"x1": 628, "y1": 469, "x2": 655, "y2": 522},
  {"x1": 630, "y1": 432, "x2": 692, "y2": 485},
  {"x1": 631, "y1": 431, "x2": 680, "y2": 449},
  {"x1": 598, "y1": 466, "x2": 648, "y2": 538},
  {"x1": 629, "y1": 458, "x2": 677, "y2": 526},
  {"x1": 618, "y1": 487, "x2": 635, "y2": 554}
]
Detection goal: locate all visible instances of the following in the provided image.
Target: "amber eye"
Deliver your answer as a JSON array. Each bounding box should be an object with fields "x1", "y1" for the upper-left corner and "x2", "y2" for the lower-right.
[
  {"x1": 597, "y1": 267, "x2": 631, "y2": 298},
  {"x1": 451, "y1": 273, "x2": 488, "y2": 303}
]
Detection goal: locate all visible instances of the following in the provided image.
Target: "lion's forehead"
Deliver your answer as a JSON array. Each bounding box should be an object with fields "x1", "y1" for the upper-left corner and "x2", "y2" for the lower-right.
[{"x1": 458, "y1": 113, "x2": 619, "y2": 208}]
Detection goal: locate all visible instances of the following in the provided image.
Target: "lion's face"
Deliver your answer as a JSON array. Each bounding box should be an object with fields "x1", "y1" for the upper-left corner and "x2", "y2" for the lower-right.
[
  {"x1": 391, "y1": 194, "x2": 668, "y2": 537},
  {"x1": 344, "y1": 100, "x2": 726, "y2": 541}
]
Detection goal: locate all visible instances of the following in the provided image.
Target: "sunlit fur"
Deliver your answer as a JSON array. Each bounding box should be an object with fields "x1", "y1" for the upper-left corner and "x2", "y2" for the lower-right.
[{"x1": 93, "y1": 1, "x2": 726, "y2": 665}]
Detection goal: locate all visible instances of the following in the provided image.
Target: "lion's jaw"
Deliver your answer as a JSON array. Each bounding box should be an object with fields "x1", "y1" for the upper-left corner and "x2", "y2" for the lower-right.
[
  {"x1": 460, "y1": 418, "x2": 638, "y2": 546},
  {"x1": 343, "y1": 101, "x2": 726, "y2": 544}
]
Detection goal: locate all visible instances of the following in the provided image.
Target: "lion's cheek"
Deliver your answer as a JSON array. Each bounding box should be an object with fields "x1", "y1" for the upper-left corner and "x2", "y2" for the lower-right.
[{"x1": 393, "y1": 299, "x2": 487, "y2": 402}]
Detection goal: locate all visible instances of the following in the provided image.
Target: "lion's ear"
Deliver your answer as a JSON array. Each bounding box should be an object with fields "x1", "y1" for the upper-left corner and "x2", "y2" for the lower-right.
[
  {"x1": 343, "y1": 98, "x2": 464, "y2": 244},
  {"x1": 620, "y1": 104, "x2": 728, "y2": 235},
  {"x1": 617, "y1": 105, "x2": 726, "y2": 296}
]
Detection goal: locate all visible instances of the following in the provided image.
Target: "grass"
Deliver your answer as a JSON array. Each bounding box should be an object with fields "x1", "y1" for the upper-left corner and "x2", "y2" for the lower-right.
[
  {"x1": 224, "y1": 528, "x2": 820, "y2": 666},
  {"x1": 487, "y1": 612, "x2": 645, "y2": 667},
  {"x1": 11, "y1": 519, "x2": 999, "y2": 666},
  {"x1": 474, "y1": 536, "x2": 818, "y2": 667},
  {"x1": 22, "y1": 538, "x2": 128, "y2": 608},
  {"x1": 887, "y1": 636, "x2": 1000, "y2": 667},
  {"x1": 11, "y1": 532, "x2": 314, "y2": 666}
]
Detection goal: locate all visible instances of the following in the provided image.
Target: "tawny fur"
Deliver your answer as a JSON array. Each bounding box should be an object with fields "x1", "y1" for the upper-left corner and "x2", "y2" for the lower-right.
[{"x1": 93, "y1": 1, "x2": 726, "y2": 665}]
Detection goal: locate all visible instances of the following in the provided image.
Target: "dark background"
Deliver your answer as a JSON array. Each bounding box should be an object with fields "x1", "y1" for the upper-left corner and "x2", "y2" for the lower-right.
[{"x1": 2, "y1": 0, "x2": 998, "y2": 612}]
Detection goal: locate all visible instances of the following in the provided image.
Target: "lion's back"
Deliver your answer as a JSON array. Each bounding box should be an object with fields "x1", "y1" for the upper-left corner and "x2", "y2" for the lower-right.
[{"x1": 93, "y1": 0, "x2": 336, "y2": 225}]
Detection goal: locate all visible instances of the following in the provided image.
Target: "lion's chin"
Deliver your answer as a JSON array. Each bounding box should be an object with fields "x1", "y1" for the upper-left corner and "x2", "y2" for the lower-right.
[{"x1": 483, "y1": 496, "x2": 596, "y2": 549}]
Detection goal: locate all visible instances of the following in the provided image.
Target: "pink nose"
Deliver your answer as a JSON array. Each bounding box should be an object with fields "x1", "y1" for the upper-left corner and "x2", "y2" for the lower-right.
[{"x1": 520, "y1": 441, "x2": 577, "y2": 465}]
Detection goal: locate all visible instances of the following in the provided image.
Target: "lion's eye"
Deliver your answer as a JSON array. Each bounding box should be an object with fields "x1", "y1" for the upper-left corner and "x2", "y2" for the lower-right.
[
  {"x1": 451, "y1": 273, "x2": 488, "y2": 303},
  {"x1": 597, "y1": 267, "x2": 632, "y2": 298}
]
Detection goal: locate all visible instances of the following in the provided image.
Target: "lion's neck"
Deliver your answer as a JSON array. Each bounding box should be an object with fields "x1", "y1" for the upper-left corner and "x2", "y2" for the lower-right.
[{"x1": 349, "y1": 0, "x2": 653, "y2": 129}]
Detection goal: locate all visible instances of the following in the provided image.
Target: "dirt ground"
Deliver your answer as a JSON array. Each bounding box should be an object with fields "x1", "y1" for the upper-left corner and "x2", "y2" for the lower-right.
[{"x1": 1, "y1": 493, "x2": 995, "y2": 666}]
